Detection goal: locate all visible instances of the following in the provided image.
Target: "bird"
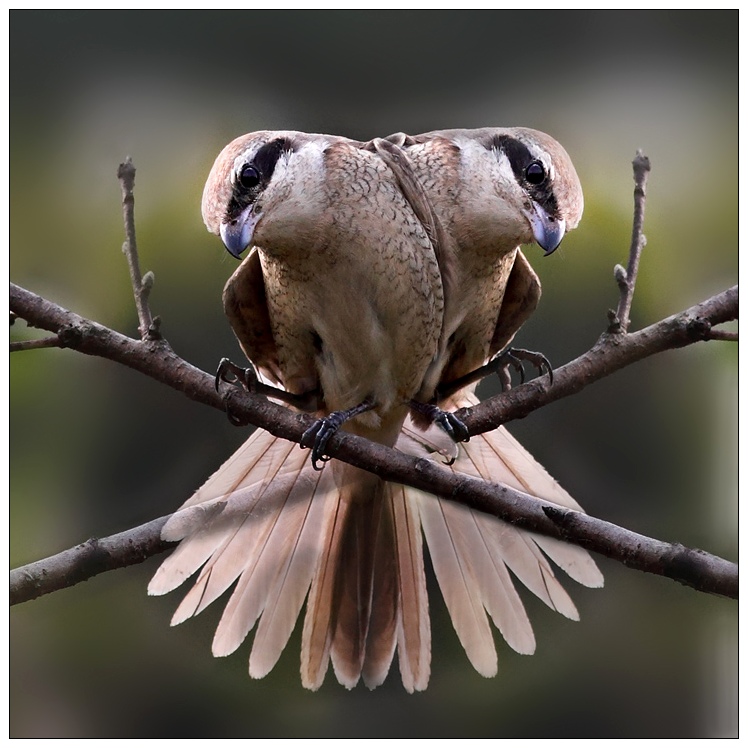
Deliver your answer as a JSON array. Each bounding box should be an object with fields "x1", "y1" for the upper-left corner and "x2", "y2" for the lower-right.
[
  {"x1": 377, "y1": 127, "x2": 603, "y2": 677},
  {"x1": 148, "y1": 127, "x2": 603, "y2": 692},
  {"x1": 150, "y1": 129, "x2": 451, "y2": 690}
]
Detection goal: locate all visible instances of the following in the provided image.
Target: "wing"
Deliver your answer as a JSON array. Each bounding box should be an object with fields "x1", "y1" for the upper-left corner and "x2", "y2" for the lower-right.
[
  {"x1": 489, "y1": 249, "x2": 542, "y2": 356},
  {"x1": 222, "y1": 248, "x2": 284, "y2": 385}
]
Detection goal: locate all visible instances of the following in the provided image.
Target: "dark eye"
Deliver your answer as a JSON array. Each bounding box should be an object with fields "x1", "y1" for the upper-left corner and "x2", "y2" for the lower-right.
[
  {"x1": 238, "y1": 164, "x2": 261, "y2": 189},
  {"x1": 525, "y1": 161, "x2": 546, "y2": 185}
]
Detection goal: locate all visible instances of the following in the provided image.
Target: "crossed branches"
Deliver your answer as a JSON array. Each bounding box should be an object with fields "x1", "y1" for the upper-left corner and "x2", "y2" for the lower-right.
[{"x1": 9, "y1": 153, "x2": 738, "y2": 607}]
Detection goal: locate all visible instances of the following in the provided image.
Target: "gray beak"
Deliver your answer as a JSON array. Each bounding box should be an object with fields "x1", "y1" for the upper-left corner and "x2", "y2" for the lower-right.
[
  {"x1": 525, "y1": 203, "x2": 566, "y2": 256},
  {"x1": 219, "y1": 205, "x2": 258, "y2": 259}
]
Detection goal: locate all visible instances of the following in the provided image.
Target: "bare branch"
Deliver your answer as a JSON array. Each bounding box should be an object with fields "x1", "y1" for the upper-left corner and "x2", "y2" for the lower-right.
[
  {"x1": 10, "y1": 335, "x2": 65, "y2": 352},
  {"x1": 610, "y1": 150, "x2": 651, "y2": 333},
  {"x1": 10, "y1": 517, "x2": 173, "y2": 605},
  {"x1": 117, "y1": 157, "x2": 160, "y2": 341},
  {"x1": 9, "y1": 281, "x2": 739, "y2": 601},
  {"x1": 458, "y1": 285, "x2": 738, "y2": 437},
  {"x1": 706, "y1": 327, "x2": 738, "y2": 342},
  {"x1": 11, "y1": 467, "x2": 738, "y2": 605}
]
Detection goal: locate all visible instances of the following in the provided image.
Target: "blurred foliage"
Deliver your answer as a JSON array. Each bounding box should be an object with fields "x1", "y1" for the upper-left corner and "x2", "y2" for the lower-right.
[{"x1": 10, "y1": 10, "x2": 737, "y2": 738}]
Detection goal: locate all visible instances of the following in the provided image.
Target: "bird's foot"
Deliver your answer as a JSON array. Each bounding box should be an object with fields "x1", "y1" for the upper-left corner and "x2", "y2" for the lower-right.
[
  {"x1": 436, "y1": 347, "x2": 554, "y2": 400},
  {"x1": 409, "y1": 400, "x2": 470, "y2": 445},
  {"x1": 215, "y1": 357, "x2": 321, "y2": 420},
  {"x1": 488, "y1": 347, "x2": 553, "y2": 391},
  {"x1": 215, "y1": 357, "x2": 260, "y2": 393},
  {"x1": 214, "y1": 358, "x2": 261, "y2": 426},
  {"x1": 301, "y1": 399, "x2": 375, "y2": 470}
]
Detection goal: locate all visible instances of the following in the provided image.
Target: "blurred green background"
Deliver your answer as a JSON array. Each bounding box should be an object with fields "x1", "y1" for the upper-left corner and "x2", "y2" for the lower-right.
[{"x1": 10, "y1": 11, "x2": 737, "y2": 738}]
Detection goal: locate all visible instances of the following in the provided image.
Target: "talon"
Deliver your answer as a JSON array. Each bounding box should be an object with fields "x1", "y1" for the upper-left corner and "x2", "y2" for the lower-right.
[
  {"x1": 301, "y1": 399, "x2": 375, "y2": 470},
  {"x1": 488, "y1": 347, "x2": 553, "y2": 391},
  {"x1": 410, "y1": 401, "x2": 470, "y2": 444},
  {"x1": 435, "y1": 411, "x2": 470, "y2": 443},
  {"x1": 215, "y1": 357, "x2": 259, "y2": 392},
  {"x1": 221, "y1": 389, "x2": 252, "y2": 427},
  {"x1": 302, "y1": 413, "x2": 347, "y2": 470},
  {"x1": 214, "y1": 358, "x2": 262, "y2": 425}
]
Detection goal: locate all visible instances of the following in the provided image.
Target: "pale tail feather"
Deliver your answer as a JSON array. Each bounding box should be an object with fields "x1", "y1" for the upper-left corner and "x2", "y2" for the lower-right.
[
  {"x1": 207, "y1": 467, "x2": 329, "y2": 658},
  {"x1": 150, "y1": 391, "x2": 601, "y2": 690},
  {"x1": 300, "y1": 483, "x2": 349, "y2": 689},
  {"x1": 302, "y1": 472, "x2": 430, "y2": 692},
  {"x1": 245, "y1": 468, "x2": 339, "y2": 677},
  {"x1": 396, "y1": 392, "x2": 602, "y2": 671},
  {"x1": 416, "y1": 489, "x2": 498, "y2": 676},
  {"x1": 148, "y1": 431, "x2": 309, "y2": 610},
  {"x1": 389, "y1": 483, "x2": 430, "y2": 693}
]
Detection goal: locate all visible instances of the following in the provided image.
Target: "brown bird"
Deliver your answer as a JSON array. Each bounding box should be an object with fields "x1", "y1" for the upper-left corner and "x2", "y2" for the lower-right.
[
  {"x1": 150, "y1": 130, "x2": 450, "y2": 690},
  {"x1": 149, "y1": 127, "x2": 603, "y2": 692},
  {"x1": 382, "y1": 127, "x2": 602, "y2": 676}
]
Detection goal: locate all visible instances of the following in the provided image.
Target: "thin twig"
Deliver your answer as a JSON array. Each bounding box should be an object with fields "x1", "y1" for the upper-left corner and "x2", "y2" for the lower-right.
[
  {"x1": 706, "y1": 328, "x2": 738, "y2": 342},
  {"x1": 10, "y1": 335, "x2": 64, "y2": 352},
  {"x1": 117, "y1": 157, "x2": 160, "y2": 341},
  {"x1": 610, "y1": 150, "x2": 651, "y2": 333},
  {"x1": 8, "y1": 281, "x2": 739, "y2": 600}
]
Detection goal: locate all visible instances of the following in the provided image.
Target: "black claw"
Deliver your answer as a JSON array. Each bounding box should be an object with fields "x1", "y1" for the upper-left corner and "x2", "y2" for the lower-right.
[
  {"x1": 489, "y1": 347, "x2": 553, "y2": 391},
  {"x1": 437, "y1": 346, "x2": 554, "y2": 400},
  {"x1": 214, "y1": 358, "x2": 262, "y2": 426},
  {"x1": 301, "y1": 400, "x2": 375, "y2": 470},
  {"x1": 215, "y1": 357, "x2": 258, "y2": 393},
  {"x1": 435, "y1": 411, "x2": 470, "y2": 443},
  {"x1": 410, "y1": 401, "x2": 470, "y2": 444},
  {"x1": 303, "y1": 413, "x2": 346, "y2": 470}
]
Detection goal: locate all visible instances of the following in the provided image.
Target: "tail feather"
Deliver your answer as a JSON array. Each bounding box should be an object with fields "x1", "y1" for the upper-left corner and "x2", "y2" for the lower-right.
[
  {"x1": 171, "y1": 481, "x2": 292, "y2": 627},
  {"x1": 395, "y1": 392, "x2": 603, "y2": 667},
  {"x1": 427, "y1": 423, "x2": 602, "y2": 616},
  {"x1": 209, "y1": 467, "x2": 328, "y2": 658},
  {"x1": 416, "y1": 490, "x2": 499, "y2": 676},
  {"x1": 300, "y1": 487, "x2": 349, "y2": 689},
  {"x1": 390, "y1": 483, "x2": 430, "y2": 693},
  {"x1": 179, "y1": 427, "x2": 300, "y2": 510},
  {"x1": 328, "y1": 470, "x2": 386, "y2": 687},
  {"x1": 150, "y1": 391, "x2": 602, "y2": 690},
  {"x1": 326, "y1": 464, "x2": 399, "y2": 690},
  {"x1": 247, "y1": 467, "x2": 338, "y2": 677}
]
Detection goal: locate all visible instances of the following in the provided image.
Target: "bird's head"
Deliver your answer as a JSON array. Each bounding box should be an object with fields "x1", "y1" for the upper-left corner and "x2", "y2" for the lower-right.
[
  {"x1": 478, "y1": 127, "x2": 583, "y2": 255},
  {"x1": 202, "y1": 131, "x2": 326, "y2": 259},
  {"x1": 420, "y1": 127, "x2": 583, "y2": 256}
]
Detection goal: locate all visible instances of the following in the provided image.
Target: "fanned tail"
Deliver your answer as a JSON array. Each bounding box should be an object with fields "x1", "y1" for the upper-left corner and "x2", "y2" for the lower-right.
[
  {"x1": 149, "y1": 427, "x2": 429, "y2": 692},
  {"x1": 150, "y1": 392, "x2": 601, "y2": 690},
  {"x1": 397, "y1": 391, "x2": 603, "y2": 677}
]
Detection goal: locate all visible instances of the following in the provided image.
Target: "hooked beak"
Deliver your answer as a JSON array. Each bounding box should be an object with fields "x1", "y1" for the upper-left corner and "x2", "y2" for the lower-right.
[
  {"x1": 219, "y1": 205, "x2": 260, "y2": 259},
  {"x1": 524, "y1": 203, "x2": 566, "y2": 256}
]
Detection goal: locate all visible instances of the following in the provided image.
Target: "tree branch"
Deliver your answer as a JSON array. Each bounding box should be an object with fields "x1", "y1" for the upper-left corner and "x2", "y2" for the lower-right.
[
  {"x1": 458, "y1": 285, "x2": 738, "y2": 437},
  {"x1": 9, "y1": 281, "x2": 739, "y2": 603},
  {"x1": 9, "y1": 150, "x2": 738, "y2": 607},
  {"x1": 610, "y1": 150, "x2": 651, "y2": 333},
  {"x1": 117, "y1": 157, "x2": 160, "y2": 341},
  {"x1": 10, "y1": 517, "x2": 173, "y2": 605}
]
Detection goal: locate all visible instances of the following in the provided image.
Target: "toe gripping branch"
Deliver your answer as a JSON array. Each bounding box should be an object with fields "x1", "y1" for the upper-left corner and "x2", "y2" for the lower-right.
[
  {"x1": 488, "y1": 347, "x2": 554, "y2": 391},
  {"x1": 409, "y1": 400, "x2": 470, "y2": 446},
  {"x1": 214, "y1": 357, "x2": 319, "y2": 425},
  {"x1": 437, "y1": 347, "x2": 554, "y2": 400},
  {"x1": 301, "y1": 399, "x2": 376, "y2": 471}
]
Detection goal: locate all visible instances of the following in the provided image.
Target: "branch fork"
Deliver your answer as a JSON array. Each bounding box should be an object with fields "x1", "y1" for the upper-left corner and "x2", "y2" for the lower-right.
[{"x1": 9, "y1": 152, "x2": 738, "y2": 606}]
